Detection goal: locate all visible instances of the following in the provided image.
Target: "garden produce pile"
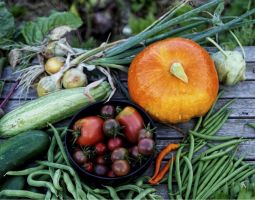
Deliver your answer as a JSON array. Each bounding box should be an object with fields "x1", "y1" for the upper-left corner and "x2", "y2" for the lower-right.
[{"x1": 1, "y1": 0, "x2": 255, "y2": 199}]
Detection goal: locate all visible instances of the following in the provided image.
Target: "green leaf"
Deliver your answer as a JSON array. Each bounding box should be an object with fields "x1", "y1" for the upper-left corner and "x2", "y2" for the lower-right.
[
  {"x1": 21, "y1": 11, "x2": 83, "y2": 44},
  {"x1": 0, "y1": 1, "x2": 15, "y2": 39}
]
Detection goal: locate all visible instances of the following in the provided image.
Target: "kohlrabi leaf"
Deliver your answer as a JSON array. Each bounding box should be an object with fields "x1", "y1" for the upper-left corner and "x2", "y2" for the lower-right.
[
  {"x1": 21, "y1": 11, "x2": 83, "y2": 44},
  {"x1": 0, "y1": 2, "x2": 15, "y2": 48}
]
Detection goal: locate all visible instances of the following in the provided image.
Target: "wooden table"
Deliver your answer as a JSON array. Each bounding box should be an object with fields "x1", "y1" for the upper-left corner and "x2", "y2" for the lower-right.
[{"x1": 1, "y1": 47, "x2": 255, "y2": 199}]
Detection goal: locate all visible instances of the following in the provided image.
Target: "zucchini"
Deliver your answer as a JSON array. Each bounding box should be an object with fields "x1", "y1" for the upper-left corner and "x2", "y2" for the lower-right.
[
  {"x1": 0, "y1": 130, "x2": 50, "y2": 179},
  {"x1": 0, "y1": 81, "x2": 110, "y2": 137}
]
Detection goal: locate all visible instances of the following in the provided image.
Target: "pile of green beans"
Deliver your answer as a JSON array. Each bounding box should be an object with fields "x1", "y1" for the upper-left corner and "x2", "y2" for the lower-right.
[
  {"x1": 3, "y1": 124, "x2": 162, "y2": 200},
  {"x1": 168, "y1": 92, "x2": 255, "y2": 200}
]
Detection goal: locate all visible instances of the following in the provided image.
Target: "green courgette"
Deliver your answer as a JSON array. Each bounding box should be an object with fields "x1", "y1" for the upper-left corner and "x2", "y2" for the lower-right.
[
  {"x1": 0, "y1": 130, "x2": 50, "y2": 179},
  {"x1": 0, "y1": 81, "x2": 110, "y2": 137}
]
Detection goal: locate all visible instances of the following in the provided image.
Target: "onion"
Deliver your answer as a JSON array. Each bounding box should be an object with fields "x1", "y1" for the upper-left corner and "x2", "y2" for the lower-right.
[
  {"x1": 44, "y1": 57, "x2": 64, "y2": 75},
  {"x1": 62, "y1": 67, "x2": 87, "y2": 89},
  {"x1": 37, "y1": 74, "x2": 62, "y2": 97}
]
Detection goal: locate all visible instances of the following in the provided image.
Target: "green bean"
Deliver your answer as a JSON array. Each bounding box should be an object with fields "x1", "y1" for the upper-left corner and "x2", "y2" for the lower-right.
[
  {"x1": 168, "y1": 157, "x2": 174, "y2": 200},
  {"x1": 87, "y1": 193, "x2": 99, "y2": 200},
  {"x1": 197, "y1": 156, "x2": 228, "y2": 194},
  {"x1": 6, "y1": 165, "x2": 45, "y2": 176},
  {"x1": 104, "y1": 186, "x2": 120, "y2": 200},
  {"x1": 133, "y1": 188, "x2": 156, "y2": 200},
  {"x1": 82, "y1": 183, "x2": 107, "y2": 200},
  {"x1": 200, "y1": 109, "x2": 227, "y2": 134},
  {"x1": 115, "y1": 185, "x2": 143, "y2": 193},
  {"x1": 27, "y1": 170, "x2": 58, "y2": 196},
  {"x1": 200, "y1": 145, "x2": 237, "y2": 161},
  {"x1": 53, "y1": 169, "x2": 62, "y2": 191},
  {"x1": 62, "y1": 171, "x2": 78, "y2": 199},
  {"x1": 48, "y1": 124, "x2": 70, "y2": 166},
  {"x1": 235, "y1": 168, "x2": 255, "y2": 183},
  {"x1": 0, "y1": 190, "x2": 45, "y2": 199},
  {"x1": 183, "y1": 156, "x2": 193, "y2": 200},
  {"x1": 45, "y1": 189, "x2": 51, "y2": 200},
  {"x1": 175, "y1": 146, "x2": 184, "y2": 197},
  {"x1": 203, "y1": 91, "x2": 224, "y2": 122},
  {"x1": 48, "y1": 136, "x2": 57, "y2": 179},
  {"x1": 54, "y1": 151, "x2": 62, "y2": 161},
  {"x1": 126, "y1": 177, "x2": 146, "y2": 199},
  {"x1": 203, "y1": 99, "x2": 235, "y2": 127},
  {"x1": 182, "y1": 134, "x2": 194, "y2": 181},
  {"x1": 198, "y1": 158, "x2": 230, "y2": 198},
  {"x1": 194, "y1": 116, "x2": 203, "y2": 131},
  {"x1": 56, "y1": 155, "x2": 64, "y2": 164},
  {"x1": 93, "y1": 188, "x2": 109, "y2": 194},
  {"x1": 192, "y1": 161, "x2": 204, "y2": 199},
  {"x1": 190, "y1": 130, "x2": 238, "y2": 141},
  {"x1": 212, "y1": 161, "x2": 234, "y2": 188},
  {"x1": 200, "y1": 164, "x2": 250, "y2": 199}
]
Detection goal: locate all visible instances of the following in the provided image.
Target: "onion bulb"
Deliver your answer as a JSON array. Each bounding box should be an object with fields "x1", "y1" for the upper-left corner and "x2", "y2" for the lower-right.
[
  {"x1": 45, "y1": 57, "x2": 64, "y2": 75},
  {"x1": 37, "y1": 74, "x2": 62, "y2": 97},
  {"x1": 62, "y1": 67, "x2": 87, "y2": 89}
]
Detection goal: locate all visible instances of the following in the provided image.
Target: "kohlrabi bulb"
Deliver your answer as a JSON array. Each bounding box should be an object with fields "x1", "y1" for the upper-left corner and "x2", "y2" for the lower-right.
[{"x1": 212, "y1": 51, "x2": 246, "y2": 86}]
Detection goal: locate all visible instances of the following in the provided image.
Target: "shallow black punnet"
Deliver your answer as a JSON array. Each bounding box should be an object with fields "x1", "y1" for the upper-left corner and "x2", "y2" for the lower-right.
[{"x1": 65, "y1": 100, "x2": 156, "y2": 186}]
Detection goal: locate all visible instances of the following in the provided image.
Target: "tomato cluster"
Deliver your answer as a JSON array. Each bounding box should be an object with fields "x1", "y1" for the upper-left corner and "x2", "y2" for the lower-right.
[{"x1": 72, "y1": 105, "x2": 155, "y2": 177}]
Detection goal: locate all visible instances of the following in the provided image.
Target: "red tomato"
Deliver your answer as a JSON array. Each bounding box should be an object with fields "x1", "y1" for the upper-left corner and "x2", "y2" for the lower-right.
[
  {"x1": 116, "y1": 106, "x2": 144, "y2": 144},
  {"x1": 95, "y1": 143, "x2": 107, "y2": 155},
  {"x1": 74, "y1": 116, "x2": 104, "y2": 146},
  {"x1": 84, "y1": 162, "x2": 93, "y2": 172},
  {"x1": 107, "y1": 137, "x2": 123, "y2": 151}
]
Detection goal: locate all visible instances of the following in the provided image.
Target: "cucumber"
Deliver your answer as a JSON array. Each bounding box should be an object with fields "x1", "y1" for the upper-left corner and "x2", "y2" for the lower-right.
[
  {"x1": 0, "y1": 130, "x2": 50, "y2": 179},
  {"x1": 0, "y1": 81, "x2": 110, "y2": 137}
]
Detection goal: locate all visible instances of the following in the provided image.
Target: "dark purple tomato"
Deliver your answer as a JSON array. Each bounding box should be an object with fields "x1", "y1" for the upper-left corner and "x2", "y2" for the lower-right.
[
  {"x1": 94, "y1": 164, "x2": 108, "y2": 176},
  {"x1": 130, "y1": 146, "x2": 142, "y2": 158},
  {"x1": 112, "y1": 160, "x2": 130, "y2": 176},
  {"x1": 111, "y1": 147, "x2": 129, "y2": 162},
  {"x1": 84, "y1": 162, "x2": 93, "y2": 172},
  {"x1": 73, "y1": 150, "x2": 88, "y2": 164},
  {"x1": 138, "y1": 129, "x2": 153, "y2": 140},
  {"x1": 95, "y1": 143, "x2": 107, "y2": 155},
  {"x1": 103, "y1": 119, "x2": 120, "y2": 137},
  {"x1": 107, "y1": 170, "x2": 116, "y2": 178},
  {"x1": 108, "y1": 137, "x2": 123, "y2": 151},
  {"x1": 138, "y1": 138, "x2": 155, "y2": 156},
  {"x1": 96, "y1": 155, "x2": 106, "y2": 165},
  {"x1": 101, "y1": 105, "x2": 115, "y2": 118}
]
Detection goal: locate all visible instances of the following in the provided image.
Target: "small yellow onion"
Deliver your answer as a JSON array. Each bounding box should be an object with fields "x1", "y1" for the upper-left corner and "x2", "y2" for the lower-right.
[
  {"x1": 45, "y1": 57, "x2": 65, "y2": 75},
  {"x1": 37, "y1": 75, "x2": 61, "y2": 97},
  {"x1": 62, "y1": 67, "x2": 87, "y2": 89}
]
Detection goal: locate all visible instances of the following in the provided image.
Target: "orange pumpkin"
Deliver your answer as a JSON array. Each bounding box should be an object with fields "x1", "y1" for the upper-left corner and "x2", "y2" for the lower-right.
[{"x1": 128, "y1": 38, "x2": 219, "y2": 123}]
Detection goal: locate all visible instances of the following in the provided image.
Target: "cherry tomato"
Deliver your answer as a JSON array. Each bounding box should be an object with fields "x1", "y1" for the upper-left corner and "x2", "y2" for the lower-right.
[
  {"x1": 84, "y1": 162, "x2": 93, "y2": 173},
  {"x1": 73, "y1": 150, "x2": 88, "y2": 164},
  {"x1": 101, "y1": 105, "x2": 115, "y2": 118},
  {"x1": 103, "y1": 119, "x2": 120, "y2": 137},
  {"x1": 130, "y1": 146, "x2": 142, "y2": 159},
  {"x1": 95, "y1": 143, "x2": 107, "y2": 155},
  {"x1": 138, "y1": 129, "x2": 153, "y2": 140},
  {"x1": 116, "y1": 106, "x2": 144, "y2": 144},
  {"x1": 111, "y1": 147, "x2": 129, "y2": 162},
  {"x1": 107, "y1": 170, "x2": 116, "y2": 177},
  {"x1": 94, "y1": 165, "x2": 108, "y2": 176},
  {"x1": 107, "y1": 137, "x2": 123, "y2": 151},
  {"x1": 74, "y1": 116, "x2": 104, "y2": 146},
  {"x1": 96, "y1": 155, "x2": 106, "y2": 165},
  {"x1": 138, "y1": 138, "x2": 155, "y2": 156},
  {"x1": 112, "y1": 160, "x2": 130, "y2": 176}
]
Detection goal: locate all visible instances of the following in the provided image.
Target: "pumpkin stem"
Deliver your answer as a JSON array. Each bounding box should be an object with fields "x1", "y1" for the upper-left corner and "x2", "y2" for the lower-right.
[{"x1": 170, "y1": 62, "x2": 188, "y2": 83}]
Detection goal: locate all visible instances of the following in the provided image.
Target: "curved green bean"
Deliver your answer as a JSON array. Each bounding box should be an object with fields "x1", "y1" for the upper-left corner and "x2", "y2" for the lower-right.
[
  {"x1": 183, "y1": 156, "x2": 193, "y2": 200},
  {"x1": 168, "y1": 157, "x2": 174, "y2": 200},
  {"x1": 201, "y1": 145, "x2": 237, "y2": 161},
  {"x1": 0, "y1": 190, "x2": 45, "y2": 199},
  {"x1": 133, "y1": 188, "x2": 156, "y2": 200},
  {"x1": 190, "y1": 130, "x2": 238, "y2": 141},
  {"x1": 87, "y1": 193, "x2": 99, "y2": 200},
  {"x1": 63, "y1": 171, "x2": 78, "y2": 199},
  {"x1": 45, "y1": 189, "x2": 51, "y2": 200},
  {"x1": 175, "y1": 146, "x2": 184, "y2": 197},
  {"x1": 104, "y1": 186, "x2": 120, "y2": 200},
  {"x1": 6, "y1": 165, "x2": 45, "y2": 176},
  {"x1": 192, "y1": 161, "x2": 204, "y2": 199},
  {"x1": 53, "y1": 169, "x2": 62, "y2": 191}
]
